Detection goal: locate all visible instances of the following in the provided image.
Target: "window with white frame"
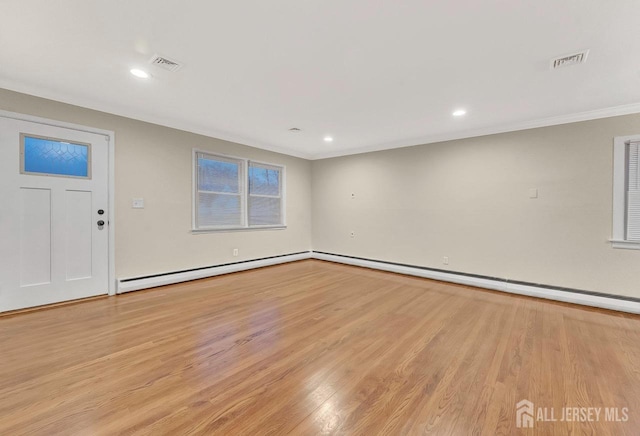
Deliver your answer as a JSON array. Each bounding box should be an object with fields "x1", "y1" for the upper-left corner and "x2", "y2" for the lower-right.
[
  {"x1": 194, "y1": 151, "x2": 285, "y2": 230},
  {"x1": 611, "y1": 135, "x2": 640, "y2": 249},
  {"x1": 248, "y1": 161, "x2": 283, "y2": 226}
]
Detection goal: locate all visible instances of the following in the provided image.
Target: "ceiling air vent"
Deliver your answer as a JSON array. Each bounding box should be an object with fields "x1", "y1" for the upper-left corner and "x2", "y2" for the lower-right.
[
  {"x1": 551, "y1": 50, "x2": 589, "y2": 69},
  {"x1": 149, "y1": 54, "x2": 182, "y2": 72}
]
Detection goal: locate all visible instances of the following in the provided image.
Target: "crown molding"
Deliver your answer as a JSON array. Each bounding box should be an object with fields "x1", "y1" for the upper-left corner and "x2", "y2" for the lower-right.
[
  {"x1": 3, "y1": 79, "x2": 640, "y2": 161},
  {"x1": 0, "y1": 79, "x2": 313, "y2": 160},
  {"x1": 309, "y1": 102, "x2": 640, "y2": 160}
]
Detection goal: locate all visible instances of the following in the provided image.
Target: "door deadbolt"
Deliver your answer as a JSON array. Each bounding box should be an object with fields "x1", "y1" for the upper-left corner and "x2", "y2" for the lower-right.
[{"x1": 98, "y1": 209, "x2": 104, "y2": 215}]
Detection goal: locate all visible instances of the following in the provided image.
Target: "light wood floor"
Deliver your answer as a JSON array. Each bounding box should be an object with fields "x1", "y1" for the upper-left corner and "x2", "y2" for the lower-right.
[{"x1": 1, "y1": 260, "x2": 639, "y2": 435}]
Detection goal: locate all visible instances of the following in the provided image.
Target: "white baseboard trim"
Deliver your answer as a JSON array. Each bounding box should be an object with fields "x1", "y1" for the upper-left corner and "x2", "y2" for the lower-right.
[
  {"x1": 117, "y1": 251, "x2": 312, "y2": 294},
  {"x1": 312, "y1": 252, "x2": 640, "y2": 315}
]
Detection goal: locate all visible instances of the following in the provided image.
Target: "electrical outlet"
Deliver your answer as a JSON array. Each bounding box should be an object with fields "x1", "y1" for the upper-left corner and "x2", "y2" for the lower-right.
[
  {"x1": 351, "y1": 193, "x2": 355, "y2": 199},
  {"x1": 233, "y1": 248, "x2": 239, "y2": 257},
  {"x1": 350, "y1": 231, "x2": 355, "y2": 238},
  {"x1": 132, "y1": 198, "x2": 144, "y2": 209},
  {"x1": 443, "y1": 256, "x2": 449, "y2": 265},
  {"x1": 528, "y1": 188, "x2": 538, "y2": 199}
]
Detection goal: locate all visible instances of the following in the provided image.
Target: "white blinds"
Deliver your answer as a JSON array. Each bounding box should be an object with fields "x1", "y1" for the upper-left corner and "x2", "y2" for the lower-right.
[
  {"x1": 196, "y1": 153, "x2": 244, "y2": 228},
  {"x1": 248, "y1": 162, "x2": 283, "y2": 226},
  {"x1": 627, "y1": 141, "x2": 640, "y2": 240},
  {"x1": 194, "y1": 152, "x2": 284, "y2": 230}
]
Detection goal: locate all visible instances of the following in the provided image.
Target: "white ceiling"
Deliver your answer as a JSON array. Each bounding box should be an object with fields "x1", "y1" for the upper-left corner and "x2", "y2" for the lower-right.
[{"x1": 1, "y1": 1, "x2": 640, "y2": 159}]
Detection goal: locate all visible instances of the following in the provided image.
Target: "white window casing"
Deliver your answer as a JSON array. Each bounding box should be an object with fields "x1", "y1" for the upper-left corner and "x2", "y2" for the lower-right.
[
  {"x1": 193, "y1": 150, "x2": 286, "y2": 232},
  {"x1": 248, "y1": 161, "x2": 284, "y2": 227}
]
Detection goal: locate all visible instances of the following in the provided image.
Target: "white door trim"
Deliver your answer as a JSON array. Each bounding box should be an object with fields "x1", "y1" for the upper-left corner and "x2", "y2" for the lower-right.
[{"x1": 0, "y1": 109, "x2": 116, "y2": 296}]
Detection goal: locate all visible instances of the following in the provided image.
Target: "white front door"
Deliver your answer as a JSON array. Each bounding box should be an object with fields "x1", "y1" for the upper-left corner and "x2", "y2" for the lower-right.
[{"x1": 0, "y1": 116, "x2": 110, "y2": 312}]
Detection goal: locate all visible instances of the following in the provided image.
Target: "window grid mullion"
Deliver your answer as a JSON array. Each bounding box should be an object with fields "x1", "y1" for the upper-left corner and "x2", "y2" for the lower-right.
[
  {"x1": 249, "y1": 193, "x2": 281, "y2": 199},
  {"x1": 198, "y1": 190, "x2": 241, "y2": 196}
]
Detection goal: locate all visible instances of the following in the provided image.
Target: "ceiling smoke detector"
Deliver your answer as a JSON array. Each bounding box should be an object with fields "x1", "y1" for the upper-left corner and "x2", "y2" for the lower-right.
[
  {"x1": 149, "y1": 54, "x2": 182, "y2": 72},
  {"x1": 551, "y1": 50, "x2": 589, "y2": 69}
]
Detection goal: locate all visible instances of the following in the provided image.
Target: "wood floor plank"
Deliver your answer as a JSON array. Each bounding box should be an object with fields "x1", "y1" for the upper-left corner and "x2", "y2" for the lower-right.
[{"x1": 0, "y1": 259, "x2": 639, "y2": 435}]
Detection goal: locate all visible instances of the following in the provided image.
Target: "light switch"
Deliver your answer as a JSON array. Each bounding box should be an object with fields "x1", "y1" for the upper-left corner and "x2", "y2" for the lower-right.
[
  {"x1": 528, "y1": 188, "x2": 538, "y2": 199},
  {"x1": 132, "y1": 198, "x2": 145, "y2": 208}
]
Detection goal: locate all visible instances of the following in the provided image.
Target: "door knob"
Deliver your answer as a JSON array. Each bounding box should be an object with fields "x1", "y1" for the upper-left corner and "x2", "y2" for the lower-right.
[{"x1": 97, "y1": 220, "x2": 105, "y2": 227}]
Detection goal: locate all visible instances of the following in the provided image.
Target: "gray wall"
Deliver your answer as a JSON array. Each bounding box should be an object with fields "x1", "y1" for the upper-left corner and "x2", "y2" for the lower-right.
[
  {"x1": 312, "y1": 115, "x2": 640, "y2": 298},
  {"x1": 0, "y1": 88, "x2": 312, "y2": 279}
]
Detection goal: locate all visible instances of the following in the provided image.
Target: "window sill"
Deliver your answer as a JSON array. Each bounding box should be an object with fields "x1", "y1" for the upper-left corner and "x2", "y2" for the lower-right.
[
  {"x1": 192, "y1": 226, "x2": 287, "y2": 234},
  {"x1": 610, "y1": 239, "x2": 640, "y2": 250}
]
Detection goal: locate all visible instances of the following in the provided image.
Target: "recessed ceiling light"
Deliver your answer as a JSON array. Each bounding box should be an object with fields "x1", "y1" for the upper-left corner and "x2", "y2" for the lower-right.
[
  {"x1": 452, "y1": 109, "x2": 467, "y2": 117},
  {"x1": 324, "y1": 136, "x2": 334, "y2": 142},
  {"x1": 130, "y1": 68, "x2": 150, "y2": 79}
]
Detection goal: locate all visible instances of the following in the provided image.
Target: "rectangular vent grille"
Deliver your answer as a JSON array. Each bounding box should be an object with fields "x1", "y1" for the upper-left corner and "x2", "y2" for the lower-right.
[
  {"x1": 551, "y1": 50, "x2": 589, "y2": 69},
  {"x1": 149, "y1": 55, "x2": 182, "y2": 72}
]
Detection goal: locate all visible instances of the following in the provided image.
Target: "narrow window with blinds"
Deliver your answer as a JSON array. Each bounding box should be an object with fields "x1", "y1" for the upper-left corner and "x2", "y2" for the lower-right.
[
  {"x1": 248, "y1": 162, "x2": 283, "y2": 226},
  {"x1": 612, "y1": 135, "x2": 640, "y2": 249},
  {"x1": 626, "y1": 141, "x2": 640, "y2": 241},
  {"x1": 195, "y1": 153, "x2": 245, "y2": 229},
  {"x1": 193, "y1": 151, "x2": 285, "y2": 231}
]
